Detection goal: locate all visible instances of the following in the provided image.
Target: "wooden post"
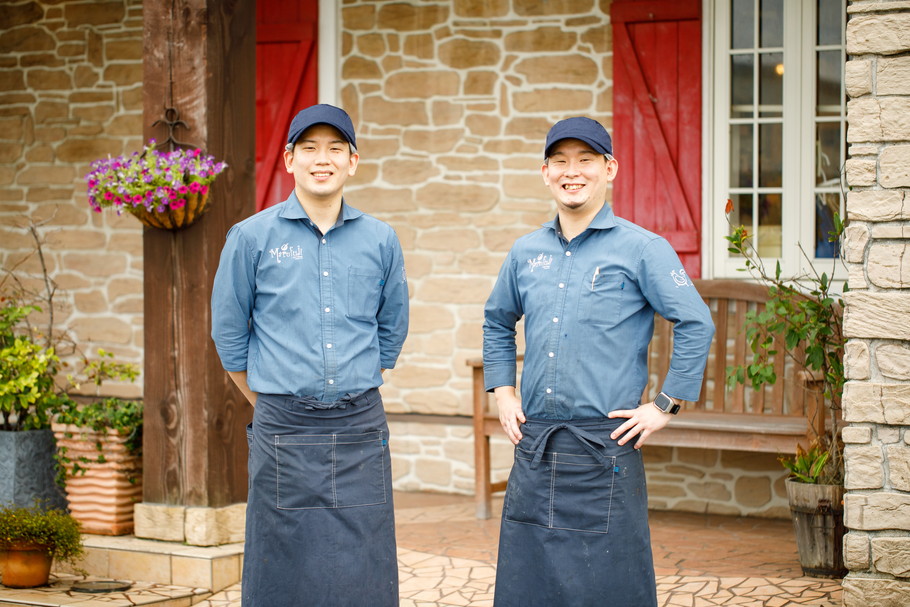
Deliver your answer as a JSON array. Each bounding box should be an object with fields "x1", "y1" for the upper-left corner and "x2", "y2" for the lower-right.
[{"x1": 141, "y1": 0, "x2": 255, "y2": 509}]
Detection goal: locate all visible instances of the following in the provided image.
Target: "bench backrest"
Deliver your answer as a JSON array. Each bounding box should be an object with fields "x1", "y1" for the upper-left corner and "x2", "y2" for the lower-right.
[{"x1": 643, "y1": 278, "x2": 815, "y2": 420}]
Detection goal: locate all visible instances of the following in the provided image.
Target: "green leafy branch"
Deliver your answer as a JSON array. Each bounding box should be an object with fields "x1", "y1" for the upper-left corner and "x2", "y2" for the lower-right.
[{"x1": 724, "y1": 201, "x2": 846, "y2": 484}]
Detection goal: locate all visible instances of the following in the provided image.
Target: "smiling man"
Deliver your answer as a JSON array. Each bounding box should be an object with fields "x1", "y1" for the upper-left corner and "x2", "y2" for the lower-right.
[
  {"x1": 483, "y1": 116, "x2": 715, "y2": 606},
  {"x1": 211, "y1": 104, "x2": 408, "y2": 607}
]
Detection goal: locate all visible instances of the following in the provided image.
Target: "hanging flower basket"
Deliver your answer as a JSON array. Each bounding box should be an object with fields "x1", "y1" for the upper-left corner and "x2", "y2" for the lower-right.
[
  {"x1": 129, "y1": 190, "x2": 210, "y2": 230},
  {"x1": 85, "y1": 140, "x2": 227, "y2": 230}
]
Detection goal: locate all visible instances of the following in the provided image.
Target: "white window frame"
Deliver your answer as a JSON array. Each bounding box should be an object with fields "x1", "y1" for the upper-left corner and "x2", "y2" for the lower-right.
[
  {"x1": 317, "y1": 0, "x2": 340, "y2": 105},
  {"x1": 702, "y1": 0, "x2": 847, "y2": 280}
]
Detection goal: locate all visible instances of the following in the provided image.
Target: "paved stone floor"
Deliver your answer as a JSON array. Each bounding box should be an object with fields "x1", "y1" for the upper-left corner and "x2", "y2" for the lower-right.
[
  {"x1": 200, "y1": 492, "x2": 842, "y2": 607},
  {"x1": 0, "y1": 492, "x2": 843, "y2": 606}
]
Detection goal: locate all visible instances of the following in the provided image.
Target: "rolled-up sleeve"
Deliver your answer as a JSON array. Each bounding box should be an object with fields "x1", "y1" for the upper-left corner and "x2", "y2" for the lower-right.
[
  {"x1": 482, "y1": 252, "x2": 522, "y2": 392},
  {"x1": 211, "y1": 226, "x2": 256, "y2": 372},
  {"x1": 638, "y1": 239, "x2": 715, "y2": 402},
  {"x1": 376, "y1": 229, "x2": 409, "y2": 369}
]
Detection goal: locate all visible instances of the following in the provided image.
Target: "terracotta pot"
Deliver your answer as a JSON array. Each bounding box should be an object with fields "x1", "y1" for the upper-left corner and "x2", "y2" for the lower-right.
[
  {"x1": 128, "y1": 191, "x2": 210, "y2": 230},
  {"x1": 52, "y1": 424, "x2": 142, "y2": 536},
  {"x1": 0, "y1": 542, "x2": 53, "y2": 588}
]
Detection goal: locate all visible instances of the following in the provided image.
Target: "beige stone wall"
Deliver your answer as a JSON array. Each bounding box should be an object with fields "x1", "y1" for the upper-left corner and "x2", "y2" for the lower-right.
[
  {"x1": 1, "y1": 0, "x2": 789, "y2": 517},
  {"x1": 0, "y1": 0, "x2": 145, "y2": 398},
  {"x1": 345, "y1": 0, "x2": 790, "y2": 517},
  {"x1": 842, "y1": 1, "x2": 910, "y2": 604},
  {"x1": 339, "y1": 0, "x2": 614, "y2": 417},
  {"x1": 644, "y1": 447, "x2": 789, "y2": 518}
]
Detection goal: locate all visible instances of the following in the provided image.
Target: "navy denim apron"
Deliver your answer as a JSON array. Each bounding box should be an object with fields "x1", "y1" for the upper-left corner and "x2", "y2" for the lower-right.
[
  {"x1": 242, "y1": 388, "x2": 397, "y2": 607},
  {"x1": 494, "y1": 418, "x2": 657, "y2": 607}
]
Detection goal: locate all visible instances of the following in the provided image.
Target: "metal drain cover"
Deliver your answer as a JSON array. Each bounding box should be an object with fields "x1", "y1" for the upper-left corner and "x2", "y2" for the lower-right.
[{"x1": 71, "y1": 580, "x2": 133, "y2": 593}]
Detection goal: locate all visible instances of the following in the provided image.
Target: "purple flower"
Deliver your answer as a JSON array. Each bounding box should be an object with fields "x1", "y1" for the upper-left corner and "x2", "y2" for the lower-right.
[{"x1": 84, "y1": 140, "x2": 226, "y2": 217}]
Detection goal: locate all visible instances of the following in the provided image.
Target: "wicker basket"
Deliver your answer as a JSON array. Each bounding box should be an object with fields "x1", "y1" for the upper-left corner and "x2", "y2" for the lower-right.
[{"x1": 129, "y1": 191, "x2": 210, "y2": 230}]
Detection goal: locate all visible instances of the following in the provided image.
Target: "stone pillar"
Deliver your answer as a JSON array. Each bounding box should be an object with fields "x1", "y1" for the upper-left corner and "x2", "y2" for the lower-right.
[{"x1": 842, "y1": 2, "x2": 910, "y2": 604}]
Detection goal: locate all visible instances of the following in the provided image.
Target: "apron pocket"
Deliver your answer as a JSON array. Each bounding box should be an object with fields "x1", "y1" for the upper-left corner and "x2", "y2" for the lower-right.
[
  {"x1": 505, "y1": 447, "x2": 617, "y2": 534},
  {"x1": 275, "y1": 430, "x2": 388, "y2": 510}
]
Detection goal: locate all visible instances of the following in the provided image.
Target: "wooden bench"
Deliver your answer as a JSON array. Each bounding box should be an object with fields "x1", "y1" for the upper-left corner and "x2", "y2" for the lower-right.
[{"x1": 468, "y1": 278, "x2": 825, "y2": 519}]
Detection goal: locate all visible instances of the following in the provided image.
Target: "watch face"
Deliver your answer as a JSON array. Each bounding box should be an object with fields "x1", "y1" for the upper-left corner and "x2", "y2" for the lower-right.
[{"x1": 655, "y1": 393, "x2": 672, "y2": 411}]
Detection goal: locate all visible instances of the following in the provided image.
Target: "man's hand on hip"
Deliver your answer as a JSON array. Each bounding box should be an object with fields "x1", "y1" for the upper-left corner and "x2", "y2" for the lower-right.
[
  {"x1": 607, "y1": 402, "x2": 673, "y2": 449},
  {"x1": 493, "y1": 386, "x2": 526, "y2": 445}
]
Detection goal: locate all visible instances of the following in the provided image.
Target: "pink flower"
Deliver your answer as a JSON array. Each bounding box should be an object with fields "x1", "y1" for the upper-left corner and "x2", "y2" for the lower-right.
[
  {"x1": 201, "y1": 185, "x2": 209, "y2": 195},
  {"x1": 178, "y1": 185, "x2": 189, "y2": 194},
  {"x1": 104, "y1": 191, "x2": 114, "y2": 201}
]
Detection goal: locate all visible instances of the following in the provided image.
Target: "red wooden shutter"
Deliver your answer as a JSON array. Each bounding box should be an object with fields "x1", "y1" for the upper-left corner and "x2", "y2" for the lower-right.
[
  {"x1": 256, "y1": 0, "x2": 319, "y2": 211},
  {"x1": 611, "y1": 0, "x2": 702, "y2": 277}
]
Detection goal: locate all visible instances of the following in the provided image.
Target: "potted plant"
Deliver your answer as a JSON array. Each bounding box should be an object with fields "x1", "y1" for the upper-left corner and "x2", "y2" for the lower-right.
[
  {"x1": 85, "y1": 139, "x2": 227, "y2": 230},
  {"x1": 2, "y1": 223, "x2": 140, "y2": 527},
  {"x1": 724, "y1": 200, "x2": 847, "y2": 579},
  {"x1": 52, "y1": 352, "x2": 142, "y2": 535},
  {"x1": 0, "y1": 501, "x2": 84, "y2": 588},
  {"x1": 0, "y1": 297, "x2": 69, "y2": 511}
]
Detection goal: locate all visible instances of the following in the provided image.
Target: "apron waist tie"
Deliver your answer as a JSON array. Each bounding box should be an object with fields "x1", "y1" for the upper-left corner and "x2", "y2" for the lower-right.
[
  {"x1": 528, "y1": 423, "x2": 610, "y2": 469},
  {"x1": 291, "y1": 387, "x2": 379, "y2": 410}
]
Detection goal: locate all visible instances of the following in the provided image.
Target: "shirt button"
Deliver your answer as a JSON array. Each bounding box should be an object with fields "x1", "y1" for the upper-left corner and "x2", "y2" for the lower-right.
[
  {"x1": 546, "y1": 388, "x2": 552, "y2": 394},
  {"x1": 558, "y1": 283, "x2": 565, "y2": 288},
  {"x1": 328, "y1": 379, "x2": 334, "y2": 385},
  {"x1": 548, "y1": 352, "x2": 555, "y2": 357},
  {"x1": 326, "y1": 343, "x2": 333, "y2": 349},
  {"x1": 323, "y1": 271, "x2": 329, "y2": 277},
  {"x1": 552, "y1": 317, "x2": 558, "y2": 323},
  {"x1": 324, "y1": 307, "x2": 330, "y2": 313},
  {"x1": 565, "y1": 251, "x2": 572, "y2": 256},
  {"x1": 321, "y1": 238, "x2": 327, "y2": 244}
]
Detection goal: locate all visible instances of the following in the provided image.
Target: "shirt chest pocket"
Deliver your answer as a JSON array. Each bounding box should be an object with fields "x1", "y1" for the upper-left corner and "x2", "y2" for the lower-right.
[
  {"x1": 347, "y1": 267, "x2": 384, "y2": 321},
  {"x1": 578, "y1": 272, "x2": 624, "y2": 327}
]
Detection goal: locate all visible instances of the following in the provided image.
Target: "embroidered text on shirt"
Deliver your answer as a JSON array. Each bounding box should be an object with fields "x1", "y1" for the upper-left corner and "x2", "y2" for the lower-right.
[
  {"x1": 268, "y1": 243, "x2": 303, "y2": 264},
  {"x1": 527, "y1": 253, "x2": 553, "y2": 272}
]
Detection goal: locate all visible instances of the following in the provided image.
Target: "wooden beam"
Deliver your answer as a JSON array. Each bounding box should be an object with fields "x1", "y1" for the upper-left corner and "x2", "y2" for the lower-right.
[{"x1": 142, "y1": 0, "x2": 256, "y2": 507}]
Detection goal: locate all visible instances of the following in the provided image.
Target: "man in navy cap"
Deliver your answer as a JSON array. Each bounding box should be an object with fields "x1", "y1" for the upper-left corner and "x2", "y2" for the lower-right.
[
  {"x1": 211, "y1": 104, "x2": 408, "y2": 606},
  {"x1": 483, "y1": 116, "x2": 714, "y2": 605}
]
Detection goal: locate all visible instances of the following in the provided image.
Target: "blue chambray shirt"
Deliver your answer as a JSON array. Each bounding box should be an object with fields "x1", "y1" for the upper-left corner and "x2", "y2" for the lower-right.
[
  {"x1": 483, "y1": 203, "x2": 715, "y2": 419},
  {"x1": 211, "y1": 193, "x2": 409, "y2": 402}
]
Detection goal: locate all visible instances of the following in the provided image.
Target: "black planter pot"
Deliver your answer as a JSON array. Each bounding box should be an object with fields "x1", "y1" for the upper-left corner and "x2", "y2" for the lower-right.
[
  {"x1": 785, "y1": 478, "x2": 847, "y2": 579},
  {"x1": 0, "y1": 429, "x2": 67, "y2": 510}
]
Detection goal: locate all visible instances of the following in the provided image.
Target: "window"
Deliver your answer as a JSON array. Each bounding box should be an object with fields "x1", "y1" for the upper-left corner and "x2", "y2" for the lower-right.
[{"x1": 707, "y1": 0, "x2": 846, "y2": 277}]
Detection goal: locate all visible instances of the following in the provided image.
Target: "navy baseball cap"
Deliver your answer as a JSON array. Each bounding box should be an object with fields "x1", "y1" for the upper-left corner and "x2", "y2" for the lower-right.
[
  {"x1": 544, "y1": 116, "x2": 613, "y2": 158},
  {"x1": 287, "y1": 104, "x2": 357, "y2": 149}
]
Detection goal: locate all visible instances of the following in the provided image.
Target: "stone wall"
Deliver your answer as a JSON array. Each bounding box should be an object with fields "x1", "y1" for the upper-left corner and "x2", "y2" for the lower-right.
[
  {"x1": 389, "y1": 417, "x2": 791, "y2": 517},
  {"x1": 343, "y1": 0, "x2": 788, "y2": 517},
  {"x1": 0, "y1": 0, "x2": 790, "y2": 517},
  {"x1": 339, "y1": 0, "x2": 613, "y2": 417},
  {"x1": 0, "y1": 0, "x2": 144, "y2": 398},
  {"x1": 842, "y1": 1, "x2": 910, "y2": 604}
]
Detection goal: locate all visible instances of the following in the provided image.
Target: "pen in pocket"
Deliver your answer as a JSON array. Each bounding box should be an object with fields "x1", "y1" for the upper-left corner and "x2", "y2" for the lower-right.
[{"x1": 590, "y1": 266, "x2": 600, "y2": 291}]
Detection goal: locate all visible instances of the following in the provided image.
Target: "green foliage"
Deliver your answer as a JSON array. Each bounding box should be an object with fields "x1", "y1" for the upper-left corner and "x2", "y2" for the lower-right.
[
  {"x1": 779, "y1": 442, "x2": 831, "y2": 484},
  {"x1": 2, "y1": 222, "x2": 142, "y2": 496},
  {"x1": 0, "y1": 299, "x2": 67, "y2": 431},
  {"x1": 0, "y1": 502, "x2": 84, "y2": 567},
  {"x1": 67, "y1": 348, "x2": 139, "y2": 390},
  {"x1": 724, "y1": 203, "x2": 845, "y2": 485},
  {"x1": 54, "y1": 397, "x2": 143, "y2": 483}
]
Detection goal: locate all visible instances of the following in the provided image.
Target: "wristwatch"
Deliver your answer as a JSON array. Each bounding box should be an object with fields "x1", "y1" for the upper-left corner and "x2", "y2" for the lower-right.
[{"x1": 653, "y1": 392, "x2": 681, "y2": 415}]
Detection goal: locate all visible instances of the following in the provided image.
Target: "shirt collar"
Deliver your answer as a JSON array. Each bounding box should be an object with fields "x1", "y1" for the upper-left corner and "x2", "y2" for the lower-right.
[
  {"x1": 278, "y1": 192, "x2": 364, "y2": 225},
  {"x1": 542, "y1": 202, "x2": 618, "y2": 234}
]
